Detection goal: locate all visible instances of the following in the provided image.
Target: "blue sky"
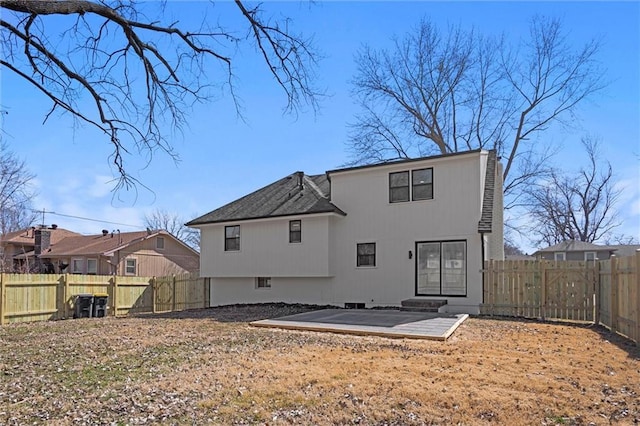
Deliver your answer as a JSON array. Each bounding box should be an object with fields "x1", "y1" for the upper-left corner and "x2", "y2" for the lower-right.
[{"x1": 1, "y1": 1, "x2": 639, "y2": 253}]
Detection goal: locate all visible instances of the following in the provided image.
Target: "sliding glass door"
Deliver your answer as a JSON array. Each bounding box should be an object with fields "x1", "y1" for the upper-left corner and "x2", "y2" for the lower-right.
[{"x1": 416, "y1": 241, "x2": 466, "y2": 296}]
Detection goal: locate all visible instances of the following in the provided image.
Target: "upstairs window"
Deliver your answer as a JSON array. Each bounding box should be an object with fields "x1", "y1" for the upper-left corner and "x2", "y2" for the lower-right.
[
  {"x1": 389, "y1": 171, "x2": 410, "y2": 203},
  {"x1": 412, "y1": 168, "x2": 433, "y2": 201},
  {"x1": 156, "y1": 236, "x2": 165, "y2": 250},
  {"x1": 289, "y1": 220, "x2": 302, "y2": 243},
  {"x1": 225, "y1": 225, "x2": 240, "y2": 251},
  {"x1": 357, "y1": 243, "x2": 376, "y2": 267}
]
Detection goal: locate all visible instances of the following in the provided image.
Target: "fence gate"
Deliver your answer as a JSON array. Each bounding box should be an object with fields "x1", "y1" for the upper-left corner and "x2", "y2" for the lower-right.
[{"x1": 153, "y1": 274, "x2": 209, "y2": 313}]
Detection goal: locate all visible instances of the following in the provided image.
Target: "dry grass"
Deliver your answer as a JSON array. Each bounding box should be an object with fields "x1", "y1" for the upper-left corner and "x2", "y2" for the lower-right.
[{"x1": 1, "y1": 304, "x2": 638, "y2": 425}]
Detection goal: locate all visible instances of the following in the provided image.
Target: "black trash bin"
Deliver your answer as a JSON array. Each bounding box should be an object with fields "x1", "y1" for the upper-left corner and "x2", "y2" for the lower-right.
[
  {"x1": 93, "y1": 293, "x2": 108, "y2": 318},
  {"x1": 74, "y1": 294, "x2": 94, "y2": 318}
]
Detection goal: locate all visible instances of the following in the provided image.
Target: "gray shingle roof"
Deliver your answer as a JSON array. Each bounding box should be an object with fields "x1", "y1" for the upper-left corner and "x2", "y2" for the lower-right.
[
  {"x1": 477, "y1": 150, "x2": 497, "y2": 233},
  {"x1": 186, "y1": 172, "x2": 346, "y2": 226},
  {"x1": 535, "y1": 240, "x2": 618, "y2": 253}
]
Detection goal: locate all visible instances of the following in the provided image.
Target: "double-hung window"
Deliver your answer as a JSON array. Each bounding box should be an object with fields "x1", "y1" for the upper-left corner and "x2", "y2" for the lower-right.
[
  {"x1": 156, "y1": 236, "x2": 165, "y2": 250},
  {"x1": 356, "y1": 243, "x2": 376, "y2": 267},
  {"x1": 554, "y1": 252, "x2": 566, "y2": 261},
  {"x1": 71, "y1": 258, "x2": 84, "y2": 274},
  {"x1": 389, "y1": 168, "x2": 433, "y2": 203},
  {"x1": 125, "y1": 258, "x2": 137, "y2": 275},
  {"x1": 225, "y1": 225, "x2": 240, "y2": 251},
  {"x1": 289, "y1": 220, "x2": 301, "y2": 243},
  {"x1": 87, "y1": 259, "x2": 98, "y2": 275},
  {"x1": 412, "y1": 168, "x2": 433, "y2": 201},
  {"x1": 389, "y1": 171, "x2": 410, "y2": 203}
]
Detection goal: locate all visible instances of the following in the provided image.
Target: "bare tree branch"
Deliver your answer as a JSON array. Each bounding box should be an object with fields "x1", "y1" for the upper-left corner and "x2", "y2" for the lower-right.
[{"x1": 1, "y1": 0, "x2": 321, "y2": 190}]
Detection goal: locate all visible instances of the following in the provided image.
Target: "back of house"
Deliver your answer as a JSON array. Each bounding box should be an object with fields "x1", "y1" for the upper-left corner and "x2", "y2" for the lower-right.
[{"x1": 188, "y1": 149, "x2": 504, "y2": 314}]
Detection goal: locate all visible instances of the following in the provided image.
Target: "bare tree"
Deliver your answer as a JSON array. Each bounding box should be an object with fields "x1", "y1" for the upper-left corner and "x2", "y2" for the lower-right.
[
  {"x1": 144, "y1": 208, "x2": 199, "y2": 251},
  {"x1": 348, "y1": 16, "x2": 605, "y2": 205},
  {"x1": 1, "y1": 0, "x2": 321, "y2": 190},
  {"x1": 0, "y1": 142, "x2": 37, "y2": 234},
  {"x1": 524, "y1": 137, "x2": 621, "y2": 246}
]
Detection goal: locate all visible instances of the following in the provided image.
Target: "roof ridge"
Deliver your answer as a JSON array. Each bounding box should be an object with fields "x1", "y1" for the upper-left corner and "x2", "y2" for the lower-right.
[{"x1": 303, "y1": 174, "x2": 328, "y2": 199}]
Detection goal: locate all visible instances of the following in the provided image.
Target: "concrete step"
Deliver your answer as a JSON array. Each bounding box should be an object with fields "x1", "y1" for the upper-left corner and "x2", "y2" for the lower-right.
[{"x1": 400, "y1": 299, "x2": 448, "y2": 312}]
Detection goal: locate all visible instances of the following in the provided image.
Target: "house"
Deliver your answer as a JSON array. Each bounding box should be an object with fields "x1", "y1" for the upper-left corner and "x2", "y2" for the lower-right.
[
  {"x1": 42, "y1": 229, "x2": 199, "y2": 276},
  {"x1": 1, "y1": 226, "x2": 199, "y2": 275},
  {"x1": 534, "y1": 240, "x2": 640, "y2": 261},
  {"x1": 187, "y1": 149, "x2": 504, "y2": 314},
  {"x1": 0, "y1": 225, "x2": 81, "y2": 272}
]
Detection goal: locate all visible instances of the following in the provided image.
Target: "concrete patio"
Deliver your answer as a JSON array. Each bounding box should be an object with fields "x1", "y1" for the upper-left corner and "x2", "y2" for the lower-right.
[{"x1": 250, "y1": 308, "x2": 468, "y2": 340}]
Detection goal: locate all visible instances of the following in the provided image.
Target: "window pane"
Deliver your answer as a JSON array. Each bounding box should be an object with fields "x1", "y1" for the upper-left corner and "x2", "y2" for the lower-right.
[
  {"x1": 412, "y1": 168, "x2": 433, "y2": 200},
  {"x1": 357, "y1": 243, "x2": 376, "y2": 267},
  {"x1": 442, "y1": 242, "x2": 466, "y2": 296},
  {"x1": 389, "y1": 171, "x2": 409, "y2": 202},
  {"x1": 156, "y1": 237, "x2": 165, "y2": 249},
  {"x1": 417, "y1": 243, "x2": 440, "y2": 295},
  {"x1": 87, "y1": 259, "x2": 97, "y2": 274},
  {"x1": 289, "y1": 220, "x2": 301, "y2": 243},
  {"x1": 225, "y1": 226, "x2": 240, "y2": 251}
]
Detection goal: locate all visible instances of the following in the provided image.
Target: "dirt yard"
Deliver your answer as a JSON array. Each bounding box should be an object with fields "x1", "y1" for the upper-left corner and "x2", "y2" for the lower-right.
[{"x1": 1, "y1": 304, "x2": 638, "y2": 425}]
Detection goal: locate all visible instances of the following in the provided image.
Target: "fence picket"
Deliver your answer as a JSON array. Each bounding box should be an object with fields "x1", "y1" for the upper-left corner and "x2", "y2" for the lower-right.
[{"x1": 481, "y1": 256, "x2": 638, "y2": 345}]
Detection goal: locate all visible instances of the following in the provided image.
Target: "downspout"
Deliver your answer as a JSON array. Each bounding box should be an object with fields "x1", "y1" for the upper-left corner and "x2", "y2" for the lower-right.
[{"x1": 480, "y1": 232, "x2": 486, "y2": 304}]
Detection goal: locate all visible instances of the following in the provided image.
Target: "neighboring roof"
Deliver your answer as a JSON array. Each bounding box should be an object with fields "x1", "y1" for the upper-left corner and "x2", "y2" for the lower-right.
[
  {"x1": 477, "y1": 150, "x2": 497, "y2": 233},
  {"x1": 610, "y1": 245, "x2": 640, "y2": 257},
  {"x1": 186, "y1": 172, "x2": 347, "y2": 226},
  {"x1": 43, "y1": 230, "x2": 183, "y2": 257},
  {"x1": 534, "y1": 240, "x2": 618, "y2": 254},
  {"x1": 326, "y1": 149, "x2": 483, "y2": 175},
  {"x1": 1, "y1": 227, "x2": 81, "y2": 246},
  {"x1": 505, "y1": 254, "x2": 536, "y2": 261}
]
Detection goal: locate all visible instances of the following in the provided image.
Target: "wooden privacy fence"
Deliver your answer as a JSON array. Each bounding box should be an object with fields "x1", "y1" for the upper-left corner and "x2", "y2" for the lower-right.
[
  {"x1": 0, "y1": 273, "x2": 210, "y2": 324},
  {"x1": 481, "y1": 252, "x2": 640, "y2": 344}
]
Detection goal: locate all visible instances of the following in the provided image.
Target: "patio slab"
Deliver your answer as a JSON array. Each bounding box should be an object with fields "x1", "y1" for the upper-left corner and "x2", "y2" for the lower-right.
[{"x1": 250, "y1": 309, "x2": 468, "y2": 340}]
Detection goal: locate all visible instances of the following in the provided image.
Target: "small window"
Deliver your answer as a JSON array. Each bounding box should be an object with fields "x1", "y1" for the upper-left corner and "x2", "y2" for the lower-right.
[
  {"x1": 357, "y1": 243, "x2": 376, "y2": 267},
  {"x1": 412, "y1": 168, "x2": 433, "y2": 201},
  {"x1": 156, "y1": 236, "x2": 165, "y2": 250},
  {"x1": 125, "y1": 258, "x2": 137, "y2": 275},
  {"x1": 225, "y1": 225, "x2": 240, "y2": 251},
  {"x1": 554, "y1": 252, "x2": 566, "y2": 261},
  {"x1": 71, "y1": 258, "x2": 84, "y2": 274},
  {"x1": 87, "y1": 258, "x2": 98, "y2": 275},
  {"x1": 584, "y1": 252, "x2": 596, "y2": 261},
  {"x1": 255, "y1": 277, "x2": 271, "y2": 289},
  {"x1": 289, "y1": 220, "x2": 301, "y2": 243},
  {"x1": 389, "y1": 171, "x2": 409, "y2": 203}
]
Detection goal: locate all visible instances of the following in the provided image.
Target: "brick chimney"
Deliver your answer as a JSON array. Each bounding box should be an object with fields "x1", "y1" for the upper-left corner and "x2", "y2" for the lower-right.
[{"x1": 34, "y1": 229, "x2": 51, "y2": 273}]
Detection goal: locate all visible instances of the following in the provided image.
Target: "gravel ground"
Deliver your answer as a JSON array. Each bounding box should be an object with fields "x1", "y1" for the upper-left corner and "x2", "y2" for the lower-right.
[{"x1": 1, "y1": 303, "x2": 639, "y2": 425}]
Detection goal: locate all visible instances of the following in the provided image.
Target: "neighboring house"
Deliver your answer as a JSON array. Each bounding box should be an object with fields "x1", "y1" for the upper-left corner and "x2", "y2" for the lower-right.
[
  {"x1": 42, "y1": 229, "x2": 200, "y2": 276},
  {"x1": 534, "y1": 240, "x2": 640, "y2": 261},
  {"x1": 187, "y1": 149, "x2": 504, "y2": 314},
  {"x1": 0, "y1": 225, "x2": 81, "y2": 272}
]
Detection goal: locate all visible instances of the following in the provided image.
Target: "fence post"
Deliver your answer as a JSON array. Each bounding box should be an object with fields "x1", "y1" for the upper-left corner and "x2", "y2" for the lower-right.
[
  {"x1": 0, "y1": 273, "x2": 5, "y2": 325},
  {"x1": 64, "y1": 273, "x2": 70, "y2": 318},
  {"x1": 594, "y1": 259, "x2": 601, "y2": 326},
  {"x1": 112, "y1": 275, "x2": 118, "y2": 318},
  {"x1": 172, "y1": 274, "x2": 176, "y2": 312},
  {"x1": 540, "y1": 262, "x2": 548, "y2": 321},
  {"x1": 487, "y1": 259, "x2": 494, "y2": 316},
  {"x1": 610, "y1": 255, "x2": 619, "y2": 334},
  {"x1": 151, "y1": 277, "x2": 157, "y2": 313},
  {"x1": 635, "y1": 250, "x2": 640, "y2": 345}
]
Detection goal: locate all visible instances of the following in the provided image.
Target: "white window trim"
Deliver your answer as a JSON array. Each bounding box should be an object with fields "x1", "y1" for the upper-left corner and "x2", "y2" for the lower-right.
[
  {"x1": 156, "y1": 236, "x2": 165, "y2": 250},
  {"x1": 125, "y1": 257, "x2": 137, "y2": 275},
  {"x1": 87, "y1": 258, "x2": 98, "y2": 275},
  {"x1": 71, "y1": 258, "x2": 84, "y2": 274},
  {"x1": 584, "y1": 251, "x2": 597, "y2": 261},
  {"x1": 554, "y1": 252, "x2": 566, "y2": 261}
]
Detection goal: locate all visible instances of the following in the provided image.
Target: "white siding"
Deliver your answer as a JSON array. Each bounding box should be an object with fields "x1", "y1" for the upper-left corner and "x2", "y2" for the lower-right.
[
  {"x1": 200, "y1": 215, "x2": 332, "y2": 277},
  {"x1": 201, "y1": 151, "x2": 496, "y2": 314}
]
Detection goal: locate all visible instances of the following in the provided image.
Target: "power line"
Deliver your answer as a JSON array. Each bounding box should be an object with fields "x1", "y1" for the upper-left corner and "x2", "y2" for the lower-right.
[{"x1": 32, "y1": 209, "x2": 141, "y2": 229}]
